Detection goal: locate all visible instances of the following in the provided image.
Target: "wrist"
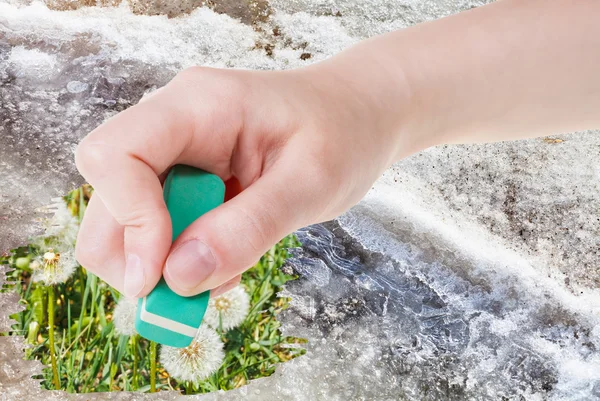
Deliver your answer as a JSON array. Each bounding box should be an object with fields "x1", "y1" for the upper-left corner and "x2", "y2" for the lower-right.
[{"x1": 307, "y1": 40, "x2": 437, "y2": 164}]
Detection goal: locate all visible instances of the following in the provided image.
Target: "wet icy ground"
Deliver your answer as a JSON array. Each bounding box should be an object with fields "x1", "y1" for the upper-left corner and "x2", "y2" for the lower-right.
[{"x1": 1, "y1": 0, "x2": 600, "y2": 400}]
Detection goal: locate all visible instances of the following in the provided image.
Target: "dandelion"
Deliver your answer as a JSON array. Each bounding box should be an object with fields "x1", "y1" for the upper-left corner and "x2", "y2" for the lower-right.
[
  {"x1": 112, "y1": 296, "x2": 140, "y2": 388},
  {"x1": 32, "y1": 248, "x2": 77, "y2": 285},
  {"x1": 29, "y1": 259, "x2": 41, "y2": 271},
  {"x1": 30, "y1": 245, "x2": 77, "y2": 390},
  {"x1": 36, "y1": 198, "x2": 79, "y2": 249},
  {"x1": 160, "y1": 325, "x2": 224, "y2": 383},
  {"x1": 203, "y1": 286, "x2": 250, "y2": 331},
  {"x1": 113, "y1": 297, "x2": 138, "y2": 336}
]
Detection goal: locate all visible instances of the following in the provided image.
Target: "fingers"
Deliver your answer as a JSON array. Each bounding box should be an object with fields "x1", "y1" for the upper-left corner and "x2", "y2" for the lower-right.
[
  {"x1": 76, "y1": 106, "x2": 178, "y2": 297},
  {"x1": 163, "y1": 163, "x2": 311, "y2": 297},
  {"x1": 75, "y1": 69, "x2": 244, "y2": 298},
  {"x1": 75, "y1": 173, "x2": 242, "y2": 298},
  {"x1": 75, "y1": 194, "x2": 125, "y2": 291}
]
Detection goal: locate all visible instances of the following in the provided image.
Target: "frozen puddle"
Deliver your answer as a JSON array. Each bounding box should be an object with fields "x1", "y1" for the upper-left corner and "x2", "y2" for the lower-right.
[
  {"x1": 282, "y1": 215, "x2": 600, "y2": 400},
  {"x1": 1, "y1": 0, "x2": 600, "y2": 400}
]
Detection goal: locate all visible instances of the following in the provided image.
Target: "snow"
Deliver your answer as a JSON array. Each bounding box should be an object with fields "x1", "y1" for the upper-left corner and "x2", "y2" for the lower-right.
[
  {"x1": 1, "y1": 0, "x2": 599, "y2": 400},
  {"x1": 8, "y1": 46, "x2": 59, "y2": 79}
]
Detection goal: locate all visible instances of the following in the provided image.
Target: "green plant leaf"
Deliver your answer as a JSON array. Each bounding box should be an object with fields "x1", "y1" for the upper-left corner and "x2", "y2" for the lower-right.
[{"x1": 31, "y1": 286, "x2": 46, "y2": 326}]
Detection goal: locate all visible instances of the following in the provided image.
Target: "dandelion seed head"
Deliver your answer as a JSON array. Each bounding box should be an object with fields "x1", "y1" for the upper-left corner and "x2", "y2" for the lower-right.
[
  {"x1": 215, "y1": 297, "x2": 231, "y2": 311},
  {"x1": 204, "y1": 286, "x2": 250, "y2": 331},
  {"x1": 160, "y1": 325, "x2": 224, "y2": 383},
  {"x1": 113, "y1": 297, "x2": 138, "y2": 336},
  {"x1": 32, "y1": 248, "x2": 77, "y2": 286},
  {"x1": 37, "y1": 199, "x2": 79, "y2": 249}
]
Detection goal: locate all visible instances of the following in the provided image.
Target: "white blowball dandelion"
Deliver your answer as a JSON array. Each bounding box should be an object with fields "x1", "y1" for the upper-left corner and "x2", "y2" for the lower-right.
[
  {"x1": 112, "y1": 297, "x2": 138, "y2": 336},
  {"x1": 160, "y1": 325, "x2": 224, "y2": 383},
  {"x1": 203, "y1": 286, "x2": 250, "y2": 331},
  {"x1": 37, "y1": 198, "x2": 79, "y2": 249},
  {"x1": 32, "y1": 248, "x2": 77, "y2": 285}
]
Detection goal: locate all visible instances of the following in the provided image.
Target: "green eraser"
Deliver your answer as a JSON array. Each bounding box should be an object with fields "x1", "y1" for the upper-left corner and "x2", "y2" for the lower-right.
[{"x1": 135, "y1": 165, "x2": 225, "y2": 348}]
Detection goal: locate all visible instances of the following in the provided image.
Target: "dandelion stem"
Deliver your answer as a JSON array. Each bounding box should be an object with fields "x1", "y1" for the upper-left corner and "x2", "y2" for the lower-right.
[
  {"x1": 47, "y1": 287, "x2": 60, "y2": 389},
  {"x1": 150, "y1": 341, "x2": 157, "y2": 393},
  {"x1": 78, "y1": 187, "x2": 86, "y2": 220},
  {"x1": 132, "y1": 335, "x2": 138, "y2": 390}
]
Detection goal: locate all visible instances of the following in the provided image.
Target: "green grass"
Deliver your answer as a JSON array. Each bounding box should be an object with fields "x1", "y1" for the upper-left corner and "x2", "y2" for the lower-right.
[{"x1": 0, "y1": 186, "x2": 305, "y2": 394}]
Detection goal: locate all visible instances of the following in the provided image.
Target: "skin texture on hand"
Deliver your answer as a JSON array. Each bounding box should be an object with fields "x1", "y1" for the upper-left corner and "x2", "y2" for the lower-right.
[
  {"x1": 352, "y1": 0, "x2": 600, "y2": 147},
  {"x1": 75, "y1": 0, "x2": 600, "y2": 299},
  {"x1": 75, "y1": 67, "x2": 407, "y2": 298}
]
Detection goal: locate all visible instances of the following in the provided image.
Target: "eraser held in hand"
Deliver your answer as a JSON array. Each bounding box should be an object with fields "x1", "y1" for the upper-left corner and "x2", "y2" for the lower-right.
[{"x1": 135, "y1": 165, "x2": 225, "y2": 348}]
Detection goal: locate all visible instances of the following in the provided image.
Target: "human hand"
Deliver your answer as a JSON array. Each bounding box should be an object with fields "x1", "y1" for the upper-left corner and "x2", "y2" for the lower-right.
[
  {"x1": 74, "y1": 65, "x2": 413, "y2": 298},
  {"x1": 75, "y1": 0, "x2": 600, "y2": 300}
]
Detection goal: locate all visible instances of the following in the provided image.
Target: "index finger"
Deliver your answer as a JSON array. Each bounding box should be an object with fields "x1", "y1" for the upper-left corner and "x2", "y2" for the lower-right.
[{"x1": 74, "y1": 70, "x2": 243, "y2": 297}]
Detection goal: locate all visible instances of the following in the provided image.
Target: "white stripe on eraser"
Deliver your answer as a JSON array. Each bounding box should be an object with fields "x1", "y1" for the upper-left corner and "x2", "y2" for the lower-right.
[{"x1": 139, "y1": 297, "x2": 199, "y2": 338}]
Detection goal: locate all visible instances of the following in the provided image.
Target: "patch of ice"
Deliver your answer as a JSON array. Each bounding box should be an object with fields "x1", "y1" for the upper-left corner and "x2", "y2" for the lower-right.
[
  {"x1": 1, "y1": 0, "x2": 599, "y2": 400},
  {"x1": 8, "y1": 46, "x2": 59, "y2": 80},
  {"x1": 0, "y1": 2, "x2": 267, "y2": 70},
  {"x1": 66, "y1": 80, "x2": 88, "y2": 93}
]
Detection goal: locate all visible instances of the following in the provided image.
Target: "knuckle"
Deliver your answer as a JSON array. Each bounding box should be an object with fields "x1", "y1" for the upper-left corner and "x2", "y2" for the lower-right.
[
  {"x1": 75, "y1": 140, "x2": 113, "y2": 179},
  {"x1": 172, "y1": 66, "x2": 216, "y2": 91},
  {"x1": 174, "y1": 66, "x2": 207, "y2": 82},
  {"x1": 113, "y1": 206, "x2": 163, "y2": 229},
  {"x1": 172, "y1": 66, "x2": 248, "y2": 101}
]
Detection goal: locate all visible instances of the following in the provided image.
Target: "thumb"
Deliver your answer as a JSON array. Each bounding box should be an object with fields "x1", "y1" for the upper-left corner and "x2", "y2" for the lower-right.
[{"x1": 163, "y1": 168, "x2": 312, "y2": 296}]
